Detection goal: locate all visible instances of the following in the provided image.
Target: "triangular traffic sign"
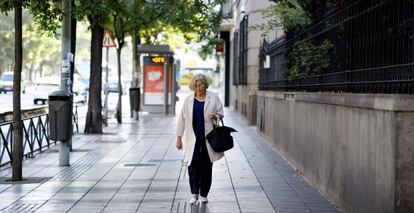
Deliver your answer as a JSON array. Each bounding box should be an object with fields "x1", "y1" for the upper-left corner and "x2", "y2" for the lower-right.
[{"x1": 103, "y1": 31, "x2": 116, "y2": 48}]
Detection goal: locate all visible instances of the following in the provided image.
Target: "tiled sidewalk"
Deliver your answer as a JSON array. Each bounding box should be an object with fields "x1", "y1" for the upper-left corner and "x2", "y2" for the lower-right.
[{"x1": 0, "y1": 108, "x2": 338, "y2": 213}]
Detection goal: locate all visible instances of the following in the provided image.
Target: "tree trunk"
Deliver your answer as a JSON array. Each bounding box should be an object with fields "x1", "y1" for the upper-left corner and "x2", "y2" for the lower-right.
[
  {"x1": 39, "y1": 60, "x2": 45, "y2": 77},
  {"x1": 28, "y1": 66, "x2": 33, "y2": 83},
  {"x1": 12, "y1": 2, "x2": 23, "y2": 181},
  {"x1": 115, "y1": 48, "x2": 122, "y2": 123},
  {"x1": 84, "y1": 23, "x2": 103, "y2": 134}
]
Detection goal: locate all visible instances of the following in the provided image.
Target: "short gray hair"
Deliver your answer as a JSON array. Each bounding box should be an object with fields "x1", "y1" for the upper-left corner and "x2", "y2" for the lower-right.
[{"x1": 189, "y1": 73, "x2": 209, "y2": 91}]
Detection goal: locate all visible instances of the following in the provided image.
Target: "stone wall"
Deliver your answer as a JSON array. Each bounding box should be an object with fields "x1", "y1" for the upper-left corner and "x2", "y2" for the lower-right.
[{"x1": 256, "y1": 91, "x2": 414, "y2": 213}]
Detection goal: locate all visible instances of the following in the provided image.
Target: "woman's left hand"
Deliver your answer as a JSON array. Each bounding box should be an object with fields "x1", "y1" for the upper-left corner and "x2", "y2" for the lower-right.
[{"x1": 209, "y1": 112, "x2": 223, "y2": 120}]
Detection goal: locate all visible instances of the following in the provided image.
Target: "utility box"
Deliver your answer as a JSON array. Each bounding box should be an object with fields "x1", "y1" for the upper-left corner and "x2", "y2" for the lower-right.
[
  {"x1": 48, "y1": 91, "x2": 72, "y2": 141},
  {"x1": 129, "y1": 87, "x2": 141, "y2": 111}
]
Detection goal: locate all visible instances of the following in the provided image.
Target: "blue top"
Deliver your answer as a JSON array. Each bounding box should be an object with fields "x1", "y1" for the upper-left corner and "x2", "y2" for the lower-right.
[{"x1": 192, "y1": 99, "x2": 205, "y2": 140}]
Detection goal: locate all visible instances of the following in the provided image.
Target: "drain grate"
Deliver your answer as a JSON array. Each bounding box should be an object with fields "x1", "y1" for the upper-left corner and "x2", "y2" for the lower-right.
[
  {"x1": 124, "y1": 163, "x2": 157, "y2": 167},
  {"x1": 0, "y1": 177, "x2": 51, "y2": 185},
  {"x1": 1, "y1": 203, "x2": 41, "y2": 212},
  {"x1": 47, "y1": 148, "x2": 91, "y2": 153},
  {"x1": 149, "y1": 159, "x2": 182, "y2": 162},
  {"x1": 97, "y1": 139, "x2": 126, "y2": 143}
]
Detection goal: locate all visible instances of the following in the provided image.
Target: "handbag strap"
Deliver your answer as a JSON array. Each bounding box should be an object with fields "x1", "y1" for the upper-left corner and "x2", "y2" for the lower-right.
[{"x1": 213, "y1": 117, "x2": 224, "y2": 128}]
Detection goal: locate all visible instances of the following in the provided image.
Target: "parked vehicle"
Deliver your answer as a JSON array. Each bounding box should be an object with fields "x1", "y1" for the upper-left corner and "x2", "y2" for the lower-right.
[
  {"x1": 104, "y1": 79, "x2": 126, "y2": 95},
  {"x1": 72, "y1": 74, "x2": 88, "y2": 99},
  {"x1": 76, "y1": 61, "x2": 113, "y2": 91},
  {"x1": 31, "y1": 75, "x2": 87, "y2": 105},
  {"x1": 0, "y1": 71, "x2": 26, "y2": 94}
]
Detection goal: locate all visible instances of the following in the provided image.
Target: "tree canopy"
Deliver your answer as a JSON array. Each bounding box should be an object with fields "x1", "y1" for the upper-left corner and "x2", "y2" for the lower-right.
[{"x1": 4, "y1": 0, "x2": 225, "y2": 132}]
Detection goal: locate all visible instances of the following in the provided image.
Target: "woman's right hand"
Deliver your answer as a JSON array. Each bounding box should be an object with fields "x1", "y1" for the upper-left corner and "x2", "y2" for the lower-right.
[{"x1": 176, "y1": 137, "x2": 183, "y2": 150}]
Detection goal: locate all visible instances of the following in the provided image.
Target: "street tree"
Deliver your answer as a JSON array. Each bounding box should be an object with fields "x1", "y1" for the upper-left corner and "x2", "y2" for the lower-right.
[
  {"x1": 171, "y1": 0, "x2": 224, "y2": 59},
  {"x1": 29, "y1": 0, "x2": 109, "y2": 133},
  {"x1": 103, "y1": 0, "x2": 223, "y2": 123},
  {"x1": 28, "y1": 0, "x2": 224, "y2": 132},
  {"x1": 106, "y1": 0, "x2": 180, "y2": 123},
  {"x1": 105, "y1": 0, "x2": 132, "y2": 124},
  {"x1": 0, "y1": 0, "x2": 26, "y2": 181},
  {"x1": 75, "y1": 0, "x2": 110, "y2": 133}
]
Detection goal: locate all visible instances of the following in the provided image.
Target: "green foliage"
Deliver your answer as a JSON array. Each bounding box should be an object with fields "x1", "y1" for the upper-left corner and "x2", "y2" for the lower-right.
[
  {"x1": 286, "y1": 40, "x2": 332, "y2": 81},
  {"x1": 0, "y1": 0, "x2": 29, "y2": 13},
  {"x1": 252, "y1": 0, "x2": 311, "y2": 34},
  {"x1": 163, "y1": 0, "x2": 223, "y2": 58},
  {"x1": 179, "y1": 73, "x2": 192, "y2": 85},
  {"x1": 75, "y1": 0, "x2": 110, "y2": 28},
  {"x1": 198, "y1": 37, "x2": 221, "y2": 60},
  {"x1": 0, "y1": 10, "x2": 61, "y2": 77},
  {"x1": 27, "y1": 0, "x2": 62, "y2": 37},
  {"x1": 22, "y1": 14, "x2": 61, "y2": 76},
  {"x1": 252, "y1": 0, "x2": 333, "y2": 81},
  {"x1": 0, "y1": 1, "x2": 30, "y2": 74},
  {"x1": 0, "y1": 13, "x2": 15, "y2": 73}
]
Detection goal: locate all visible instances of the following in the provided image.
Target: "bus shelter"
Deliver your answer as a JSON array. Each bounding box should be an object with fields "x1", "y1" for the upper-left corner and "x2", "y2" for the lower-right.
[{"x1": 137, "y1": 45, "x2": 176, "y2": 115}]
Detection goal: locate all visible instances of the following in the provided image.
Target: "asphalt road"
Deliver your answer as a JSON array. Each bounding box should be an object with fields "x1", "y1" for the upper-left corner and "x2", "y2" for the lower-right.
[
  {"x1": 0, "y1": 92, "x2": 40, "y2": 113},
  {"x1": 0, "y1": 91, "x2": 123, "y2": 118}
]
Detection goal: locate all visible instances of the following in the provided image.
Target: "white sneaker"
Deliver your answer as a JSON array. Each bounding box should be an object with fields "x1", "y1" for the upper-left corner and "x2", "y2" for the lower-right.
[
  {"x1": 199, "y1": 196, "x2": 208, "y2": 203},
  {"x1": 189, "y1": 197, "x2": 198, "y2": 204}
]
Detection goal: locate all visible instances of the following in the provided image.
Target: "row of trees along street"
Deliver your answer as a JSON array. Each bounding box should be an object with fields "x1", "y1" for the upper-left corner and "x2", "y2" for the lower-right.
[{"x1": 0, "y1": 0, "x2": 224, "y2": 181}]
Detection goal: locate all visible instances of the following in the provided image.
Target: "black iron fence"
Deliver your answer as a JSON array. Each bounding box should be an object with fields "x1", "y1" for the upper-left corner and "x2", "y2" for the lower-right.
[
  {"x1": 0, "y1": 106, "x2": 79, "y2": 167},
  {"x1": 259, "y1": 0, "x2": 414, "y2": 94}
]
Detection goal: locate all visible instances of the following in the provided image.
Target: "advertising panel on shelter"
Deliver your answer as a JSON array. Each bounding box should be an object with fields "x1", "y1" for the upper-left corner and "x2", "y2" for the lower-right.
[{"x1": 143, "y1": 56, "x2": 172, "y2": 105}]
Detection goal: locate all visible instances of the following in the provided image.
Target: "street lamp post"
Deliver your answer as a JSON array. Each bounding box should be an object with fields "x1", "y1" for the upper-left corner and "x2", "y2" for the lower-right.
[{"x1": 58, "y1": 0, "x2": 73, "y2": 166}]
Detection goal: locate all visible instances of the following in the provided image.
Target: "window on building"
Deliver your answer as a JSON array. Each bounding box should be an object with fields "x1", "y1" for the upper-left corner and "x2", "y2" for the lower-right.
[
  {"x1": 239, "y1": 15, "x2": 248, "y2": 85},
  {"x1": 232, "y1": 15, "x2": 249, "y2": 86},
  {"x1": 232, "y1": 31, "x2": 239, "y2": 85}
]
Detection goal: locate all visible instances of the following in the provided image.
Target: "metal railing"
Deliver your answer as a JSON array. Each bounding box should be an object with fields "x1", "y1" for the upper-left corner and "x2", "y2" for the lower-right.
[
  {"x1": 0, "y1": 106, "x2": 79, "y2": 167},
  {"x1": 259, "y1": 0, "x2": 414, "y2": 94}
]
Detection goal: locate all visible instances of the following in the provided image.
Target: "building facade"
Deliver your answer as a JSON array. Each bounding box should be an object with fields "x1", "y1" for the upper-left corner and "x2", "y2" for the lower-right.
[{"x1": 220, "y1": 0, "x2": 279, "y2": 125}]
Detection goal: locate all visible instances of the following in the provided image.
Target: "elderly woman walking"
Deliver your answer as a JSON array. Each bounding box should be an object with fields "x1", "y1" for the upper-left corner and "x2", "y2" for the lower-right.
[{"x1": 176, "y1": 73, "x2": 224, "y2": 204}]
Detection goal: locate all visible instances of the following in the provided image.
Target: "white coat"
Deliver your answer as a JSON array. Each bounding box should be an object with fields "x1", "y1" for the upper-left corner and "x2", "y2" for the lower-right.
[{"x1": 176, "y1": 90, "x2": 224, "y2": 165}]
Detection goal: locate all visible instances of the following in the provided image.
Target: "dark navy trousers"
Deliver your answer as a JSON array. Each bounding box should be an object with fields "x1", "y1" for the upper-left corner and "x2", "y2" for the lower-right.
[{"x1": 188, "y1": 138, "x2": 213, "y2": 197}]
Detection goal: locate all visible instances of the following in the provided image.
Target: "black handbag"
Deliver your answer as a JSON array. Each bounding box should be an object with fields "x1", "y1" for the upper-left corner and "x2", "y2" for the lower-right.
[{"x1": 206, "y1": 119, "x2": 237, "y2": 152}]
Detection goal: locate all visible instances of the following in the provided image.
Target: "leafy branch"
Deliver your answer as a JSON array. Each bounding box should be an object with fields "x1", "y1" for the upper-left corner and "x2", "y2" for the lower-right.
[
  {"x1": 251, "y1": 0, "x2": 311, "y2": 34},
  {"x1": 286, "y1": 40, "x2": 332, "y2": 81}
]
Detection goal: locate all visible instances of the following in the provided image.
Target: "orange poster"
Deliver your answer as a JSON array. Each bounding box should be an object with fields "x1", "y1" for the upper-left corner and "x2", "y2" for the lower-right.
[{"x1": 144, "y1": 64, "x2": 172, "y2": 93}]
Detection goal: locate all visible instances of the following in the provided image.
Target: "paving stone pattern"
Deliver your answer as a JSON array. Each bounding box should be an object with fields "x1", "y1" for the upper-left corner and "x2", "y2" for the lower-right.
[{"x1": 0, "y1": 109, "x2": 338, "y2": 213}]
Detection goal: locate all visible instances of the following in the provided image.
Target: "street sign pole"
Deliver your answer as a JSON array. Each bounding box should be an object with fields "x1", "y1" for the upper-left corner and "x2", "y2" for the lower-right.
[
  {"x1": 102, "y1": 31, "x2": 115, "y2": 125},
  {"x1": 164, "y1": 57, "x2": 168, "y2": 115},
  {"x1": 103, "y1": 47, "x2": 109, "y2": 126}
]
